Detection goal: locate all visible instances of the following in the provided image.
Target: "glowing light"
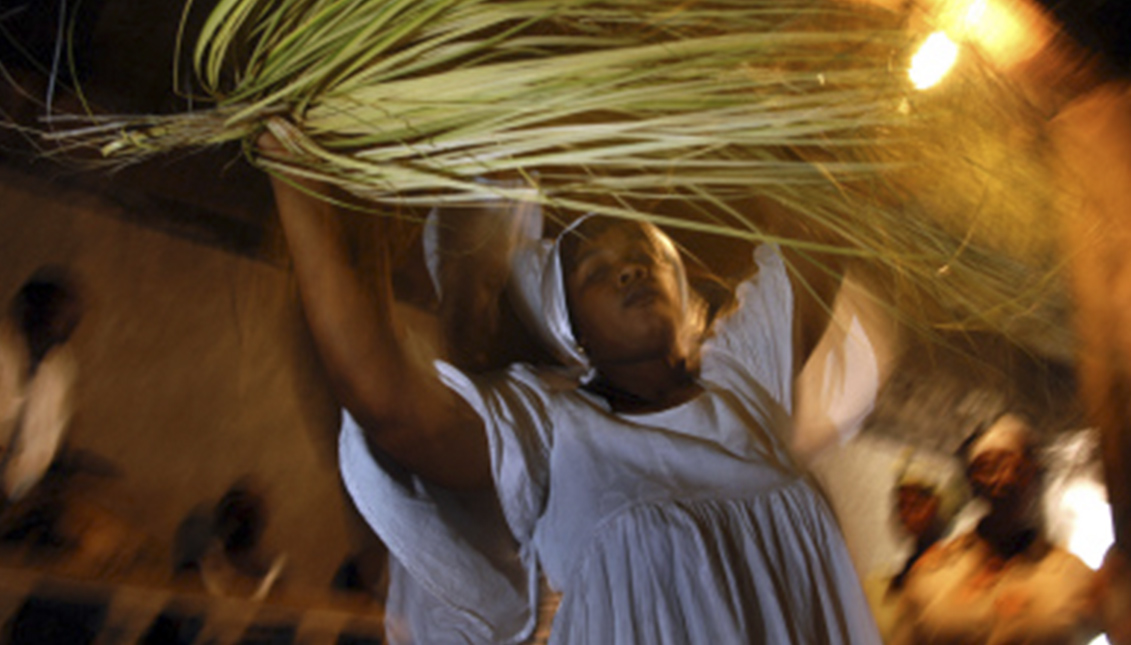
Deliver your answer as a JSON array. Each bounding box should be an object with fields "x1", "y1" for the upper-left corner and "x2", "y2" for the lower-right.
[
  {"x1": 1086, "y1": 635, "x2": 1111, "y2": 645},
  {"x1": 909, "y1": 32, "x2": 959, "y2": 90},
  {"x1": 1060, "y1": 480, "x2": 1115, "y2": 570},
  {"x1": 935, "y1": 0, "x2": 1051, "y2": 69},
  {"x1": 962, "y1": 0, "x2": 989, "y2": 30}
]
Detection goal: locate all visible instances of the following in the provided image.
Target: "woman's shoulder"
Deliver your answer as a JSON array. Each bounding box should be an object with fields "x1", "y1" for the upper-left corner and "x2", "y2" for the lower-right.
[
  {"x1": 435, "y1": 361, "x2": 588, "y2": 447},
  {"x1": 729, "y1": 243, "x2": 789, "y2": 299},
  {"x1": 507, "y1": 362, "x2": 579, "y2": 385},
  {"x1": 481, "y1": 362, "x2": 587, "y2": 405},
  {"x1": 710, "y1": 244, "x2": 791, "y2": 324},
  {"x1": 698, "y1": 244, "x2": 794, "y2": 399},
  {"x1": 439, "y1": 359, "x2": 573, "y2": 393}
]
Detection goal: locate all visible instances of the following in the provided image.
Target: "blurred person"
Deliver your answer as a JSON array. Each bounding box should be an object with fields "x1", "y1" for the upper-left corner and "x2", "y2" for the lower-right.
[
  {"x1": 865, "y1": 450, "x2": 966, "y2": 640},
  {"x1": 0, "y1": 269, "x2": 150, "y2": 577},
  {"x1": 840, "y1": 0, "x2": 1131, "y2": 636},
  {"x1": 0, "y1": 267, "x2": 82, "y2": 504},
  {"x1": 1051, "y1": 50, "x2": 1131, "y2": 645},
  {"x1": 1030, "y1": 4, "x2": 1131, "y2": 638},
  {"x1": 848, "y1": 0, "x2": 1131, "y2": 636},
  {"x1": 892, "y1": 413, "x2": 1102, "y2": 644},
  {"x1": 172, "y1": 478, "x2": 286, "y2": 600}
]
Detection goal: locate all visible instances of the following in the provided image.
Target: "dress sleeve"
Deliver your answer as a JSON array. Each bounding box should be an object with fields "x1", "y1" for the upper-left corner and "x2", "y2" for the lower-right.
[
  {"x1": 338, "y1": 361, "x2": 556, "y2": 645},
  {"x1": 791, "y1": 269, "x2": 893, "y2": 462},
  {"x1": 705, "y1": 244, "x2": 892, "y2": 463},
  {"x1": 433, "y1": 361, "x2": 555, "y2": 546},
  {"x1": 702, "y1": 243, "x2": 796, "y2": 410}
]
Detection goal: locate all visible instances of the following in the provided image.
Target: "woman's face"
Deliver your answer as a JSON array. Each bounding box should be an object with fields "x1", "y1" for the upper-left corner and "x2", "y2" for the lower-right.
[
  {"x1": 896, "y1": 484, "x2": 941, "y2": 538},
  {"x1": 967, "y1": 446, "x2": 1037, "y2": 506},
  {"x1": 563, "y1": 221, "x2": 685, "y2": 366}
]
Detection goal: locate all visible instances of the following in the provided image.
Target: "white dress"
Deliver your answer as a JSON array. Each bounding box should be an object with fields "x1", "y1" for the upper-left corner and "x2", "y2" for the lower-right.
[{"x1": 341, "y1": 244, "x2": 880, "y2": 644}]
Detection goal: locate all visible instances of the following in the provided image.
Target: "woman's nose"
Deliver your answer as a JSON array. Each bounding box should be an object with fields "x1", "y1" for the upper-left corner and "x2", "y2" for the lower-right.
[{"x1": 618, "y1": 262, "x2": 647, "y2": 286}]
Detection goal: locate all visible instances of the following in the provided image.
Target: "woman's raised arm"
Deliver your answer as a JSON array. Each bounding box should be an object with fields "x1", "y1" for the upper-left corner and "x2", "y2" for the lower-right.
[
  {"x1": 259, "y1": 127, "x2": 491, "y2": 490},
  {"x1": 791, "y1": 267, "x2": 901, "y2": 464}
]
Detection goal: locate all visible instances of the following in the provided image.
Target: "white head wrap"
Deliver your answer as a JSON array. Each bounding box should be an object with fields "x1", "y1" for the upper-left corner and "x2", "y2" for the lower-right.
[
  {"x1": 420, "y1": 186, "x2": 697, "y2": 381},
  {"x1": 968, "y1": 413, "x2": 1036, "y2": 464},
  {"x1": 893, "y1": 448, "x2": 968, "y2": 526},
  {"x1": 508, "y1": 213, "x2": 692, "y2": 380},
  {"x1": 508, "y1": 214, "x2": 592, "y2": 372}
]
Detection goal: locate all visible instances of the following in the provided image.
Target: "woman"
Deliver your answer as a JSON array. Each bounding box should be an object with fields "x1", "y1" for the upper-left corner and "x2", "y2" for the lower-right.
[
  {"x1": 261, "y1": 125, "x2": 897, "y2": 643},
  {"x1": 893, "y1": 414, "x2": 1100, "y2": 644}
]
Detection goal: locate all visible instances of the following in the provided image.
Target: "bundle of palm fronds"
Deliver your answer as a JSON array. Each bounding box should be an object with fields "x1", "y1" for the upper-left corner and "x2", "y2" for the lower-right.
[{"x1": 42, "y1": 0, "x2": 1070, "y2": 353}]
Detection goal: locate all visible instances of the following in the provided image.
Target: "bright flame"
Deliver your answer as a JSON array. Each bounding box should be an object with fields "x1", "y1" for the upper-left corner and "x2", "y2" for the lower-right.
[
  {"x1": 1060, "y1": 480, "x2": 1115, "y2": 570},
  {"x1": 909, "y1": 32, "x2": 960, "y2": 90},
  {"x1": 1086, "y1": 636, "x2": 1111, "y2": 645}
]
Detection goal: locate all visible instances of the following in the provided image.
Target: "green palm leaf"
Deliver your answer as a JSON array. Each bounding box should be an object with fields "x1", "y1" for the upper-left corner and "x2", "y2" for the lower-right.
[{"x1": 43, "y1": 0, "x2": 1070, "y2": 355}]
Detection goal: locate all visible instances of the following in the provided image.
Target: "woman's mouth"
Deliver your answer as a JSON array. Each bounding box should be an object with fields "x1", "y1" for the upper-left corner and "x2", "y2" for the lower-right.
[{"x1": 623, "y1": 284, "x2": 660, "y2": 307}]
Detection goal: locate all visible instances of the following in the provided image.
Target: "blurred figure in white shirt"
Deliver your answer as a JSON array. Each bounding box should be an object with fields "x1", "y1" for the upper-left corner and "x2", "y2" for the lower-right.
[{"x1": 0, "y1": 267, "x2": 82, "y2": 504}]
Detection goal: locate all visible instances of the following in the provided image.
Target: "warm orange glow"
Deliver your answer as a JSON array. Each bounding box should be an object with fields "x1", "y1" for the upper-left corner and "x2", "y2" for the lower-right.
[
  {"x1": 906, "y1": 0, "x2": 1059, "y2": 89},
  {"x1": 852, "y1": 0, "x2": 1059, "y2": 72},
  {"x1": 938, "y1": 0, "x2": 1053, "y2": 69}
]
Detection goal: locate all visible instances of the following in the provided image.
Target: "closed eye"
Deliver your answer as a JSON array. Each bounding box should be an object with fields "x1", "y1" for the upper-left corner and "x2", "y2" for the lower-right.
[{"x1": 581, "y1": 262, "x2": 611, "y2": 287}]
